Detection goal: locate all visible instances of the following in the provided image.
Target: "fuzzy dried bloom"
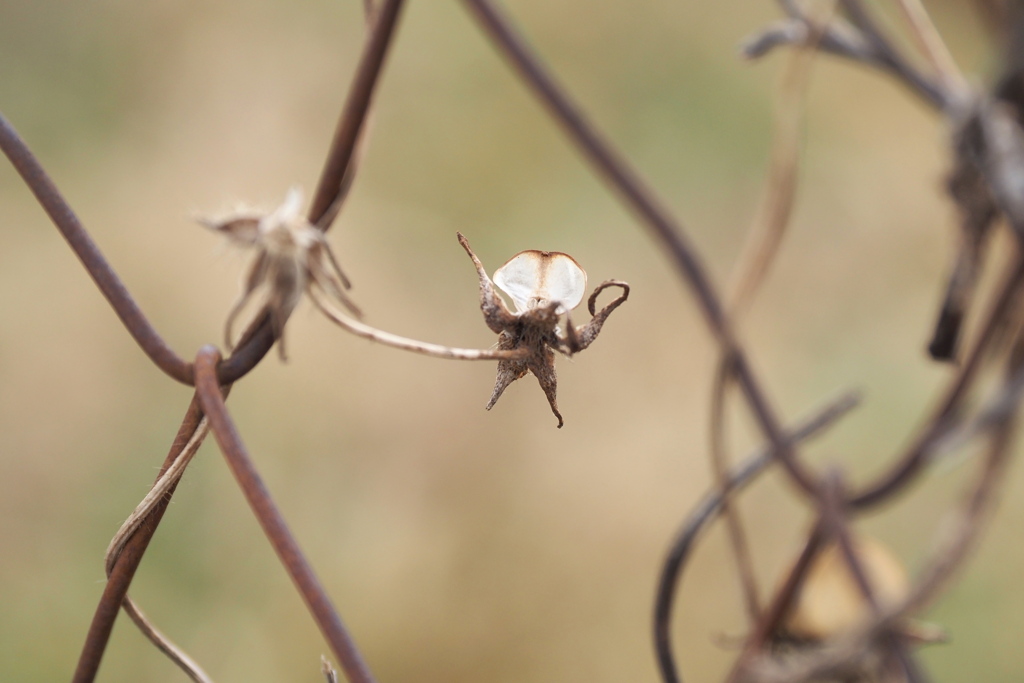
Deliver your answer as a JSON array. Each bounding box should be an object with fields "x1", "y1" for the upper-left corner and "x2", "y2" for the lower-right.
[
  {"x1": 200, "y1": 187, "x2": 359, "y2": 359},
  {"x1": 458, "y1": 232, "x2": 629, "y2": 428}
]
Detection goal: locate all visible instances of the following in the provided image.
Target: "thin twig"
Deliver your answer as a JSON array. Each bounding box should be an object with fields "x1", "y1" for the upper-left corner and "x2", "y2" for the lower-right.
[
  {"x1": 709, "y1": 356, "x2": 763, "y2": 624},
  {"x1": 120, "y1": 599, "x2": 214, "y2": 683},
  {"x1": 709, "y1": 14, "x2": 827, "y2": 630},
  {"x1": 102, "y1": 418, "x2": 214, "y2": 683},
  {"x1": 727, "y1": 521, "x2": 828, "y2": 683},
  {"x1": 194, "y1": 347, "x2": 377, "y2": 683},
  {"x1": 728, "y1": 2, "x2": 825, "y2": 316},
  {"x1": 899, "y1": 385, "x2": 1018, "y2": 616},
  {"x1": 838, "y1": 0, "x2": 951, "y2": 108},
  {"x1": 310, "y1": 288, "x2": 530, "y2": 360},
  {"x1": 819, "y1": 473, "x2": 875, "y2": 608},
  {"x1": 743, "y1": 2, "x2": 948, "y2": 109}
]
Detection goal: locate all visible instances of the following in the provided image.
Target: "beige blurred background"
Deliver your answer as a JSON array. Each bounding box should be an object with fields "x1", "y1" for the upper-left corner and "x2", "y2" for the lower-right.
[{"x1": 1, "y1": 0, "x2": 1021, "y2": 681}]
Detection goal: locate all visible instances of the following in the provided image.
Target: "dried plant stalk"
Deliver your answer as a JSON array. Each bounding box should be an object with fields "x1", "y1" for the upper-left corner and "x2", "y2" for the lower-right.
[{"x1": 310, "y1": 288, "x2": 530, "y2": 361}]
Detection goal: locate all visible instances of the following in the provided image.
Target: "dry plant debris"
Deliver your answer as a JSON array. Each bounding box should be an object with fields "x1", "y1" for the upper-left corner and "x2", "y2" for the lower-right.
[
  {"x1": 458, "y1": 232, "x2": 629, "y2": 427},
  {"x1": 199, "y1": 186, "x2": 361, "y2": 360}
]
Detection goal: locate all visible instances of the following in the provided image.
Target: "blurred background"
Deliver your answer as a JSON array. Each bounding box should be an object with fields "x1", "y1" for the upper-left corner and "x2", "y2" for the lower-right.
[{"x1": 0, "y1": 0, "x2": 1020, "y2": 681}]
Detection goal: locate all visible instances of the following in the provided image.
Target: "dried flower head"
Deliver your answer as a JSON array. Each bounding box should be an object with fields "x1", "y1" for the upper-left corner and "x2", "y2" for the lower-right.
[
  {"x1": 200, "y1": 187, "x2": 360, "y2": 359},
  {"x1": 458, "y1": 232, "x2": 629, "y2": 428},
  {"x1": 775, "y1": 534, "x2": 945, "y2": 662},
  {"x1": 782, "y1": 535, "x2": 909, "y2": 643}
]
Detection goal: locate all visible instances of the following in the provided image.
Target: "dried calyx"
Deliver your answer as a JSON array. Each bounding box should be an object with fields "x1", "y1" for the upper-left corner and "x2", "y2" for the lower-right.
[
  {"x1": 199, "y1": 187, "x2": 360, "y2": 359},
  {"x1": 458, "y1": 232, "x2": 629, "y2": 428}
]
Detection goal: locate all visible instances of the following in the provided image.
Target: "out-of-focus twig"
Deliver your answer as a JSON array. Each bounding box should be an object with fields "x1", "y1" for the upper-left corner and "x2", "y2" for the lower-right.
[
  {"x1": 737, "y1": 401, "x2": 1015, "y2": 683},
  {"x1": 851, "y1": 249, "x2": 1024, "y2": 508},
  {"x1": 710, "y1": 9, "x2": 827, "y2": 631},
  {"x1": 728, "y1": 2, "x2": 825, "y2": 316},
  {"x1": 654, "y1": 391, "x2": 860, "y2": 683},
  {"x1": 744, "y1": 0, "x2": 949, "y2": 109},
  {"x1": 893, "y1": 0, "x2": 968, "y2": 96},
  {"x1": 709, "y1": 356, "x2": 763, "y2": 624}
]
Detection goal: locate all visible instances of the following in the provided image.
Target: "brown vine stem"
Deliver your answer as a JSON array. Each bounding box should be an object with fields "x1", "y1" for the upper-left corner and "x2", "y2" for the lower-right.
[
  {"x1": 309, "y1": 0, "x2": 405, "y2": 228},
  {"x1": 460, "y1": 0, "x2": 823, "y2": 500},
  {"x1": 71, "y1": 396, "x2": 208, "y2": 683},
  {"x1": 0, "y1": 112, "x2": 195, "y2": 385},
  {"x1": 194, "y1": 347, "x2": 377, "y2": 683},
  {"x1": 225, "y1": 0, "x2": 406, "y2": 376}
]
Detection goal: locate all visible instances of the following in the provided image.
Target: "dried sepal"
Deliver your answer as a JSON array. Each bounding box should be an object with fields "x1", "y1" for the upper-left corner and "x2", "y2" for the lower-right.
[
  {"x1": 201, "y1": 186, "x2": 359, "y2": 360},
  {"x1": 564, "y1": 280, "x2": 630, "y2": 354},
  {"x1": 458, "y1": 232, "x2": 518, "y2": 333},
  {"x1": 458, "y1": 232, "x2": 628, "y2": 428}
]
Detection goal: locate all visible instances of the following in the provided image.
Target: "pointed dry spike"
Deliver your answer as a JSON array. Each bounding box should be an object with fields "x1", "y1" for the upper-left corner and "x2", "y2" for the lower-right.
[
  {"x1": 457, "y1": 232, "x2": 517, "y2": 333},
  {"x1": 317, "y1": 235, "x2": 354, "y2": 291},
  {"x1": 307, "y1": 246, "x2": 362, "y2": 318},
  {"x1": 530, "y1": 351, "x2": 563, "y2": 428},
  {"x1": 486, "y1": 358, "x2": 528, "y2": 410}
]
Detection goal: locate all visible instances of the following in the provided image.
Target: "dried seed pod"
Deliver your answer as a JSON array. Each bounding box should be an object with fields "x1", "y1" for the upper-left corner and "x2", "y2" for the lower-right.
[
  {"x1": 493, "y1": 249, "x2": 587, "y2": 314},
  {"x1": 782, "y1": 535, "x2": 908, "y2": 641},
  {"x1": 458, "y1": 233, "x2": 628, "y2": 427}
]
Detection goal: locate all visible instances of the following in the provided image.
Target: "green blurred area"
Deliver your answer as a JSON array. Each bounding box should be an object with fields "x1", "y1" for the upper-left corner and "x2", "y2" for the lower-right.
[{"x1": 1, "y1": 1, "x2": 1022, "y2": 681}]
